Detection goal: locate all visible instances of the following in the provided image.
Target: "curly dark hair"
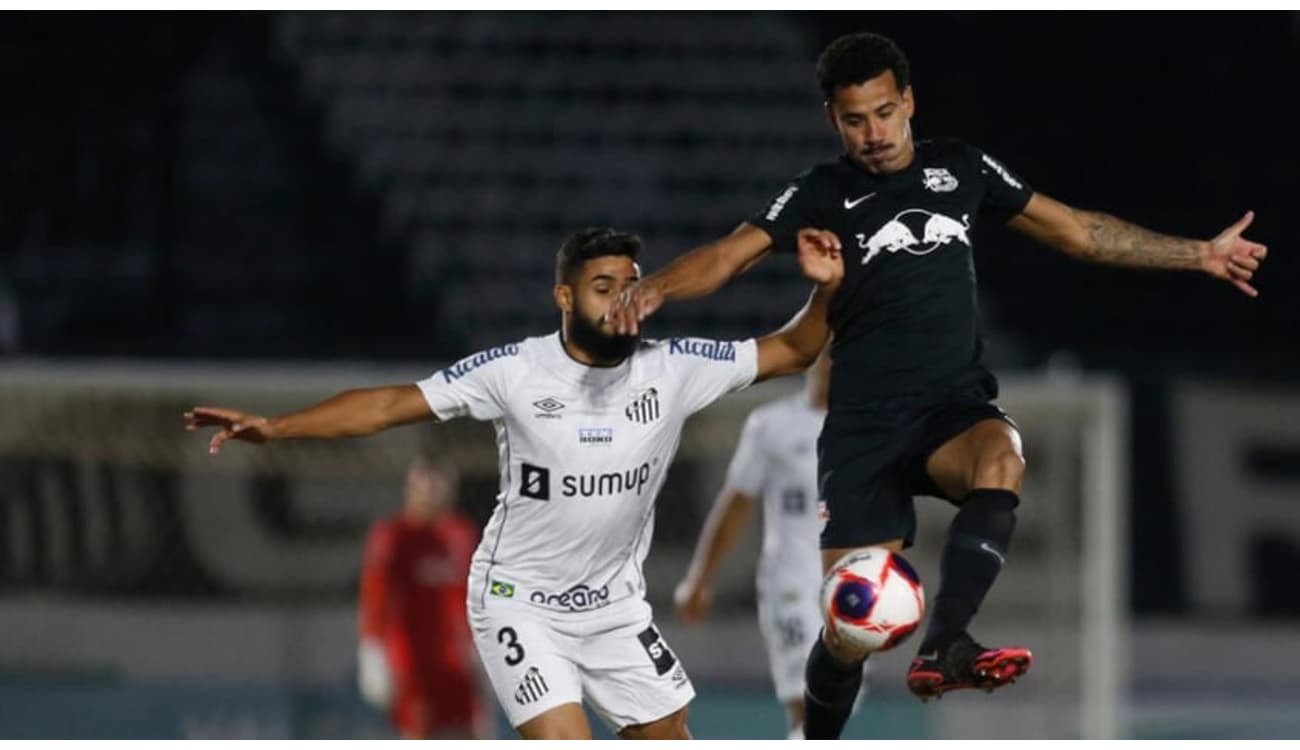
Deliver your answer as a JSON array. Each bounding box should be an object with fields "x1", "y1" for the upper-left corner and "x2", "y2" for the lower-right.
[
  {"x1": 816, "y1": 32, "x2": 910, "y2": 100},
  {"x1": 555, "y1": 227, "x2": 642, "y2": 285}
]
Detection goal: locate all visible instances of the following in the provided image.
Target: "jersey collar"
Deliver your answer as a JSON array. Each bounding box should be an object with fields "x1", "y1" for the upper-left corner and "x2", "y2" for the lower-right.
[{"x1": 541, "y1": 331, "x2": 633, "y2": 388}]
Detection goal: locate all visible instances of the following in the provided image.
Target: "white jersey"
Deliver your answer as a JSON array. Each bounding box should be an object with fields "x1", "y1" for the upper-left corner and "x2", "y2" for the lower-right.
[
  {"x1": 723, "y1": 390, "x2": 825, "y2": 596},
  {"x1": 417, "y1": 331, "x2": 757, "y2": 615}
]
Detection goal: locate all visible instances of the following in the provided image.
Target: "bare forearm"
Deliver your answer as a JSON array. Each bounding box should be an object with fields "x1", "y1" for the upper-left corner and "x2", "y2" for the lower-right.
[
  {"x1": 270, "y1": 385, "x2": 428, "y2": 440},
  {"x1": 645, "y1": 224, "x2": 774, "y2": 301},
  {"x1": 756, "y1": 282, "x2": 835, "y2": 380},
  {"x1": 646, "y1": 241, "x2": 745, "y2": 301},
  {"x1": 1074, "y1": 210, "x2": 1207, "y2": 270},
  {"x1": 685, "y1": 492, "x2": 755, "y2": 584},
  {"x1": 785, "y1": 282, "x2": 835, "y2": 364}
]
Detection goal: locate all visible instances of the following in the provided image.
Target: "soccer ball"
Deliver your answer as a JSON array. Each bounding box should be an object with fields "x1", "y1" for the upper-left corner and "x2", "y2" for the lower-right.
[{"x1": 821, "y1": 547, "x2": 925, "y2": 654}]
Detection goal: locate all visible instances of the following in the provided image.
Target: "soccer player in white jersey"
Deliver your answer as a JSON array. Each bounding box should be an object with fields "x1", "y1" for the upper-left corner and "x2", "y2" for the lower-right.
[
  {"x1": 185, "y1": 226, "x2": 843, "y2": 740},
  {"x1": 674, "y1": 350, "x2": 855, "y2": 739}
]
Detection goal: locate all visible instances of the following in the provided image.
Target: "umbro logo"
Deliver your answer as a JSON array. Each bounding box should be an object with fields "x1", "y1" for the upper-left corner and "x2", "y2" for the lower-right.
[
  {"x1": 533, "y1": 397, "x2": 565, "y2": 418},
  {"x1": 843, "y1": 192, "x2": 876, "y2": 210}
]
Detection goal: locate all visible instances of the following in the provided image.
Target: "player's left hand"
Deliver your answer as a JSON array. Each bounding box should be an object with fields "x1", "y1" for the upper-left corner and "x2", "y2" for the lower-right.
[
  {"x1": 1202, "y1": 210, "x2": 1268, "y2": 297},
  {"x1": 673, "y1": 577, "x2": 713, "y2": 625},
  {"x1": 796, "y1": 228, "x2": 844, "y2": 289}
]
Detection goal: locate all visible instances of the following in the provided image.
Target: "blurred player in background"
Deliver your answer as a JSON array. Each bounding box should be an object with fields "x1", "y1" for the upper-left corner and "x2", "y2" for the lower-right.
[
  {"x1": 186, "y1": 225, "x2": 843, "y2": 739},
  {"x1": 610, "y1": 30, "x2": 1268, "y2": 739},
  {"x1": 675, "y1": 349, "x2": 867, "y2": 739},
  {"x1": 357, "y1": 455, "x2": 487, "y2": 739}
]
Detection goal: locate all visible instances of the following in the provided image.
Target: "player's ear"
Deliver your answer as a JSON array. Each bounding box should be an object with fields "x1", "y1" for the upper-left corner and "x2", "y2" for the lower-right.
[
  {"x1": 902, "y1": 85, "x2": 915, "y2": 119},
  {"x1": 554, "y1": 283, "x2": 573, "y2": 314},
  {"x1": 824, "y1": 100, "x2": 838, "y2": 133}
]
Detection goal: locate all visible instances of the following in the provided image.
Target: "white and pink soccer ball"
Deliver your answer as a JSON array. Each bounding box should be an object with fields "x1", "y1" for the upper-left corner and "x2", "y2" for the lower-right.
[{"x1": 821, "y1": 547, "x2": 925, "y2": 654}]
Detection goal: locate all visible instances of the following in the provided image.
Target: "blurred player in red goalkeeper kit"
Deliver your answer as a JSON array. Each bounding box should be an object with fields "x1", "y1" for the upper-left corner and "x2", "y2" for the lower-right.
[{"x1": 357, "y1": 456, "x2": 489, "y2": 739}]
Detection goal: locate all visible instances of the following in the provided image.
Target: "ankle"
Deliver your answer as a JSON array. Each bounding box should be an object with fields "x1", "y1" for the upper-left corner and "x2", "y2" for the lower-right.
[{"x1": 920, "y1": 627, "x2": 975, "y2": 655}]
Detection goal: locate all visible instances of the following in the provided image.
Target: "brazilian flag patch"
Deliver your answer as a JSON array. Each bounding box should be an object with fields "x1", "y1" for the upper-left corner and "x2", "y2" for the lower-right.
[{"x1": 489, "y1": 580, "x2": 516, "y2": 598}]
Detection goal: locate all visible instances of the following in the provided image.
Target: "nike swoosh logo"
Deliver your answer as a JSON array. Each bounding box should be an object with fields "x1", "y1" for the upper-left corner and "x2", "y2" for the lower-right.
[
  {"x1": 980, "y1": 542, "x2": 1006, "y2": 565},
  {"x1": 843, "y1": 193, "x2": 876, "y2": 210}
]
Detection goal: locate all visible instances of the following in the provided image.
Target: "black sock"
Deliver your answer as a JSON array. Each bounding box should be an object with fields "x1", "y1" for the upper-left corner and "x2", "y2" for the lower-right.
[
  {"x1": 803, "y1": 634, "x2": 864, "y2": 739},
  {"x1": 920, "y1": 488, "x2": 1019, "y2": 653}
]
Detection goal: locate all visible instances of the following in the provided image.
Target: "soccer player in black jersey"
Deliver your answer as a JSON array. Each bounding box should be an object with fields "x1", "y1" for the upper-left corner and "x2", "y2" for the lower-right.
[{"x1": 607, "y1": 32, "x2": 1268, "y2": 739}]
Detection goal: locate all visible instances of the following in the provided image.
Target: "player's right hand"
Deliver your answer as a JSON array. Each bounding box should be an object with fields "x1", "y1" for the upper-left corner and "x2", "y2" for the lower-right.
[
  {"x1": 184, "y1": 406, "x2": 276, "y2": 454},
  {"x1": 673, "y1": 577, "x2": 713, "y2": 625},
  {"x1": 606, "y1": 279, "x2": 664, "y2": 337}
]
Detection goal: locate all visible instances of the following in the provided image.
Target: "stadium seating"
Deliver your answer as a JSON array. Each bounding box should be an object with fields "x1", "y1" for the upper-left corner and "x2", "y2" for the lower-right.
[{"x1": 276, "y1": 11, "x2": 828, "y2": 351}]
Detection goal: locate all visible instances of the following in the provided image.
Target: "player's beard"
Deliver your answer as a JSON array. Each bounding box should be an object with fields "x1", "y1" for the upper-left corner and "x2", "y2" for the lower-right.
[{"x1": 567, "y1": 303, "x2": 639, "y2": 364}]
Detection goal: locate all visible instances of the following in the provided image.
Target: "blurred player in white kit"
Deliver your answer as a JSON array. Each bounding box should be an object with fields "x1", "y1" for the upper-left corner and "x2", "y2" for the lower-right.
[{"x1": 675, "y1": 349, "x2": 865, "y2": 739}]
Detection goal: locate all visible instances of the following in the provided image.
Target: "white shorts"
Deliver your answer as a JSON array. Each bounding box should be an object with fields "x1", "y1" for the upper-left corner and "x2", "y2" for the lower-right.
[
  {"x1": 469, "y1": 595, "x2": 695, "y2": 731},
  {"x1": 757, "y1": 585, "x2": 825, "y2": 703}
]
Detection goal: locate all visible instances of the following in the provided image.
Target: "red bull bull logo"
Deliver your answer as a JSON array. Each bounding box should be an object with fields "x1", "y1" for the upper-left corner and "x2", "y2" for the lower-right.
[{"x1": 856, "y1": 209, "x2": 971, "y2": 266}]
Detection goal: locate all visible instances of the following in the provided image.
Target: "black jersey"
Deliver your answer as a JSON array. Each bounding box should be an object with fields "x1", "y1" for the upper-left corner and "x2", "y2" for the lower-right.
[{"x1": 749, "y1": 138, "x2": 1033, "y2": 411}]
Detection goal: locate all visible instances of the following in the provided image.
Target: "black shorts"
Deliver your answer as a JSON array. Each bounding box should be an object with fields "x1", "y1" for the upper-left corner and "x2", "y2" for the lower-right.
[{"x1": 817, "y1": 396, "x2": 1015, "y2": 550}]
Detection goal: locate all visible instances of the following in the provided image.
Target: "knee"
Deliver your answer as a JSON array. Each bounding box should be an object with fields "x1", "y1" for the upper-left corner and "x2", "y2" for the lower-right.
[
  {"x1": 972, "y1": 448, "x2": 1025, "y2": 492},
  {"x1": 517, "y1": 704, "x2": 593, "y2": 740},
  {"x1": 621, "y1": 707, "x2": 690, "y2": 740},
  {"x1": 660, "y1": 707, "x2": 689, "y2": 739}
]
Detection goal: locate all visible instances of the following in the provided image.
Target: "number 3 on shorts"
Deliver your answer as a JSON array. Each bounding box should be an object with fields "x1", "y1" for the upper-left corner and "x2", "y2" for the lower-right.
[{"x1": 498, "y1": 626, "x2": 525, "y2": 666}]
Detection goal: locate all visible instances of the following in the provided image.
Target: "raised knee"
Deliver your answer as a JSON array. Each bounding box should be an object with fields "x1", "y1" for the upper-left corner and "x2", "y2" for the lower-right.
[{"x1": 973, "y1": 449, "x2": 1025, "y2": 490}]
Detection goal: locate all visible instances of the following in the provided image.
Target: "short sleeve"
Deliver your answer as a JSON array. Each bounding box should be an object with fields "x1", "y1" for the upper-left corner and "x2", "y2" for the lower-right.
[
  {"x1": 971, "y1": 146, "x2": 1034, "y2": 223},
  {"x1": 415, "y1": 343, "x2": 520, "y2": 421},
  {"x1": 748, "y1": 168, "x2": 825, "y2": 253},
  {"x1": 668, "y1": 337, "x2": 759, "y2": 415},
  {"x1": 722, "y1": 410, "x2": 768, "y2": 498}
]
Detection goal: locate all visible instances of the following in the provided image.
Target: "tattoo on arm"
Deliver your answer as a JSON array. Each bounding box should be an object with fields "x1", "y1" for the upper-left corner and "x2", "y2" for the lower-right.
[{"x1": 1076, "y1": 210, "x2": 1205, "y2": 270}]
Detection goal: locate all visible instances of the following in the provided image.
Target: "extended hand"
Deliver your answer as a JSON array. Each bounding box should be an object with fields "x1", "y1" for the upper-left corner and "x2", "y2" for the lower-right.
[
  {"x1": 184, "y1": 406, "x2": 275, "y2": 454},
  {"x1": 797, "y1": 228, "x2": 844, "y2": 289},
  {"x1": 673, "y1": 578, "x2": 713, "y2": 626},
  {"x1": 1203, "y1": 211, "x2": 1268, "y2": 297},
  {"x1": 606, "y1": 280, "x2": 663, "y2": 337}
]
